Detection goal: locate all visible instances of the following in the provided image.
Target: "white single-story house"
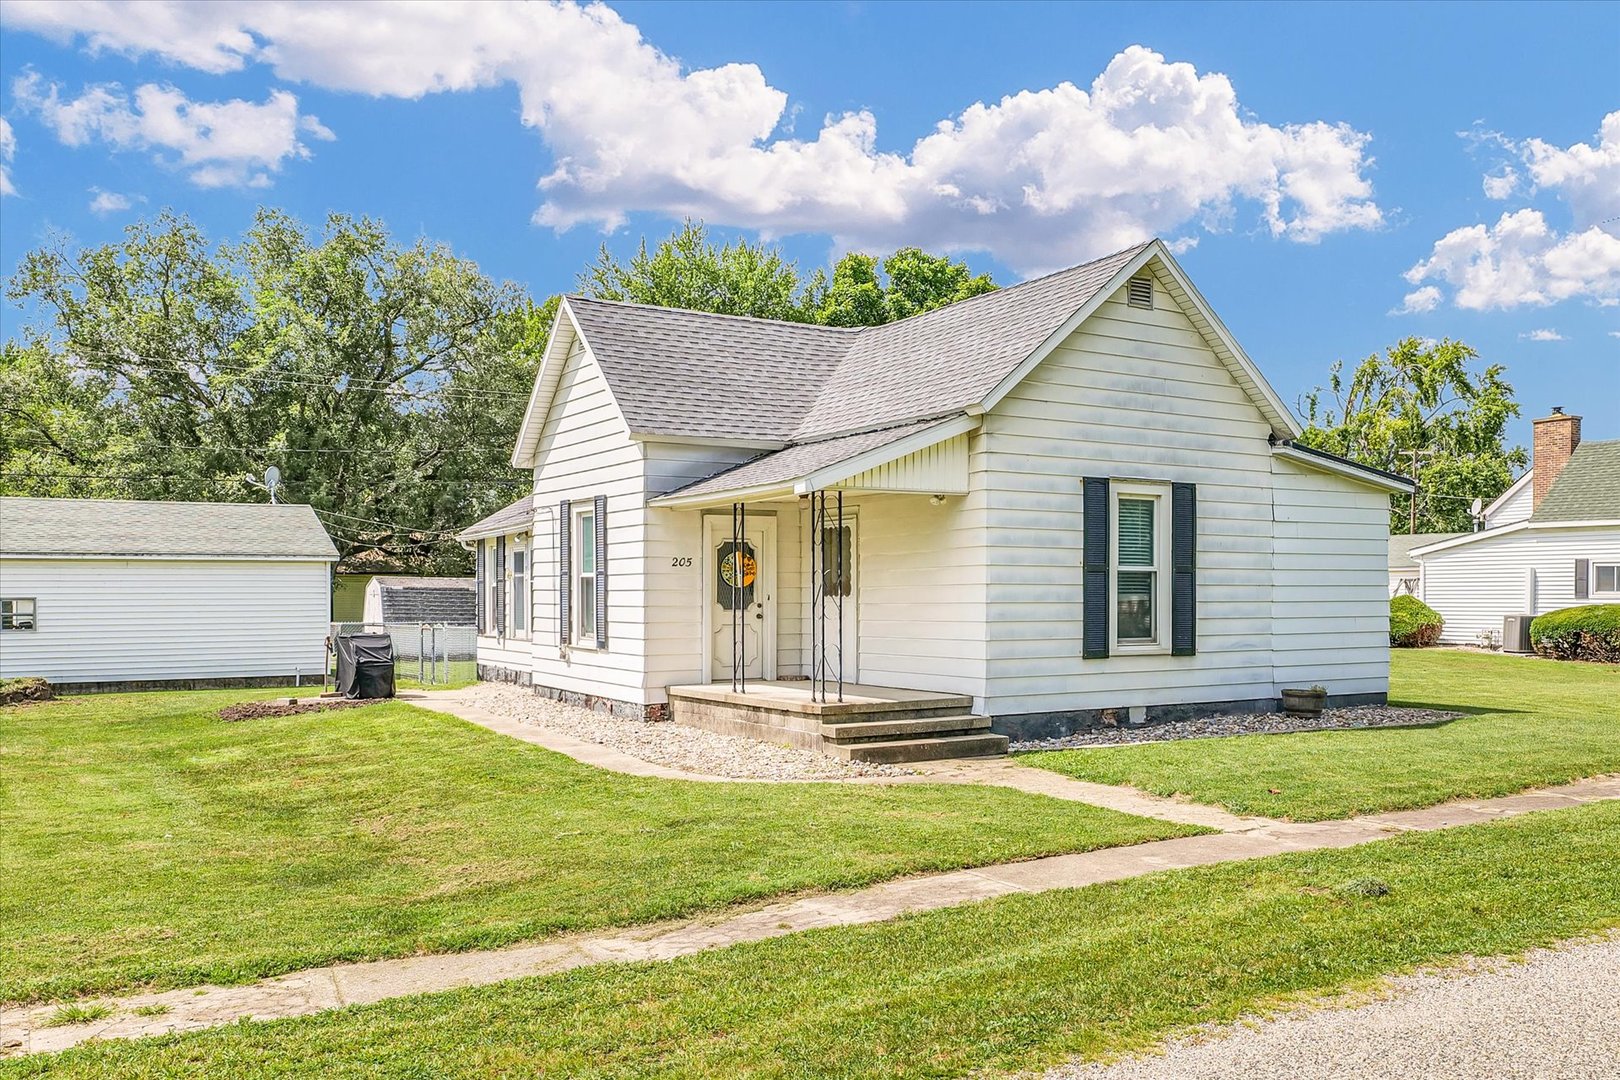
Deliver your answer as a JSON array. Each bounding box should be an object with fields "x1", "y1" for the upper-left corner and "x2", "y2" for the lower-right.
[
  {"x1": 360, "y1": 576, "x2": 476, "y2": 626},
  {"x1": 1411, "y1": 410, "x2": 1619, "y2": 645},
  {"x1": 458, "y1": 239, "x2": 1412, "y2": 759},
  {"x1": 0, "y1": 497, "x2": 337, "y2": 690}
]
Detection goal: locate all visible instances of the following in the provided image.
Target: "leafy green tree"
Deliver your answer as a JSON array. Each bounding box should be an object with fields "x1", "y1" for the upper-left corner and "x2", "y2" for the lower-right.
[
  {"x1": 582, "y1": 220, "x2": 998, "y2": 326},
  {"x1": 580, "y1": 220, "x2": 808, "y2": 321},
  {"x1": 2, "y1": 210, "x2": 540, "y2": 572},
  {"x1": 1298, "y1": 337, "x2": 1527, "y2": 533}
]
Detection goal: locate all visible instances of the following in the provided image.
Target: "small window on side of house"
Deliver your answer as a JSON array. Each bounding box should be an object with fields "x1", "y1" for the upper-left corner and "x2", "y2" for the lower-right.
[
  {"x1": 1595, "y1": 563, "x2": 1620, "y2": 596},
  {"x1": 511, "y1": 544, "x2": 527, "y2": 635},
  {"x1": 576, "y1": 507, "x2": 597, "y2": 645},
  {"x1": 1, "y1": 598, "x2": 37, "y2": 631}
]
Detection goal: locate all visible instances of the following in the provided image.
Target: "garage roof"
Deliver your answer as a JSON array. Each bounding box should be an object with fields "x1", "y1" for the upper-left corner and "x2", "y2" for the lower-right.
[{"x1": 0, "y1": 497, "x2": 339, "y2": 560}]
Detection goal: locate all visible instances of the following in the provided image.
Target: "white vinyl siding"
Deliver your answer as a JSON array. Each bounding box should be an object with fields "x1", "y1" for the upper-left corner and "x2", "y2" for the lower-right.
[
  {"x1": 1482, "y1": 476, "x2": 1534, "y2": 529},
  {"x1": 522, "y1": 336, "x2": 649, "y2": 704},
  {"x1": 979, "y1": 276, "x2": 1280, "y2": 716},
  {"x1": 0, "y1": 557, "x2": 329, "y2": 684},
  {"x1": 1419, "y1": 525, "x2": 1620, "y2": 642},
  {"x1": 1269, "y1": 457, "x2": 1393, "y2": 696}
]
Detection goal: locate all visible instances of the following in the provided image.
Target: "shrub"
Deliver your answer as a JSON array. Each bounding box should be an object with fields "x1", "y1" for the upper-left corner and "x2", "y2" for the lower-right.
[
  {"x1": 1529, "y1": 604, "x2": 1620, "y2": 663},
  {"x1": 1389, "y1": 595, "x2": 1443, "y2": 647}
]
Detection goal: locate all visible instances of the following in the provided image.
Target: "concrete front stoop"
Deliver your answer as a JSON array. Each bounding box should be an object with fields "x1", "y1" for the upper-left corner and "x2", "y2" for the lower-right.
[{"x1": 666, "y1": 682, "x2": 1010, "y2": 764}]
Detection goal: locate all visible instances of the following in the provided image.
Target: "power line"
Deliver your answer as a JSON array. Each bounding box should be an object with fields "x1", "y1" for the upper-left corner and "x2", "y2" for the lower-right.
[
  {"x1": 115, "y1": 441, "x2": 514, "y2": 456},
  {"x1": 0, "y1": 471, "x2": 530, "y2": 487}
]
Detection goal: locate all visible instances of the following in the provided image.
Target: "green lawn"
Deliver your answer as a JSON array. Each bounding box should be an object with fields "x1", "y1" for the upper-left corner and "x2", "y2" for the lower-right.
[
  {"x1": 1021, "y1": 650, "x2": 1620, "y2": 821},
  {"x1": 0, "y1": 689, "x2": 1193, "y2": 1005},
  {"x1": 13, "y1": 800, "x2": 1617, "y2": 1079}
]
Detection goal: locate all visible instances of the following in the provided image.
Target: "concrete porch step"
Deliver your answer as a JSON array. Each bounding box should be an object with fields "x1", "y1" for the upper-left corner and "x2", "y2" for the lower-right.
[
  {"x1": 829, "y1": 731, "x2": 1010, "y2": 764},
  {"x1": 820, "y1": 713, "x2": 992, "y2": 743}
]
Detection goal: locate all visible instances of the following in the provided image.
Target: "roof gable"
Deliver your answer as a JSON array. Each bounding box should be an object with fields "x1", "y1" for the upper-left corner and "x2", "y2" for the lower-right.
[
  {"x1": 511, "y1": 239, "x2": 1302, "y2": 467},
  {"x1": 1532, "y1": 439, "x2": 1620, "y2": 523}
]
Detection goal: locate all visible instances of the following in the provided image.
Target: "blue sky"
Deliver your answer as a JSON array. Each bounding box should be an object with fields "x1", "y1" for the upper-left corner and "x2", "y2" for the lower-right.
[{"x1": 2, "y1": 0, "x2": 1616, "y2": 446}]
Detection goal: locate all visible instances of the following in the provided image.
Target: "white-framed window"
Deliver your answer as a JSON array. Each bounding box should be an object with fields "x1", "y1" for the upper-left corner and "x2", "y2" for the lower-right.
[
  {"x1": 1594, "y1": 563, "x2": 1620, "y2": 597},
  {"x1": 574, "y1": 505, "x2": 598, "y2": 647},
  {"x1": 510, "y1": 539, "x2": 528, "y2": 637},
  {"x1": 486, "y1": 541, "x2": 500, "y2": 636},
  {"x1": 1111, "y1": 482, "x2": 1171, "y2": 652},
  {"x1": 2, "y1": 598, "x2": 37, "y2": 631}
]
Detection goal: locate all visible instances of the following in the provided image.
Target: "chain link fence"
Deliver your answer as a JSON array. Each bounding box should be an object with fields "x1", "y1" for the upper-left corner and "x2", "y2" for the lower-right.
[{"x1": 327, "y1": 623, "x2": 478, "y2": 687}]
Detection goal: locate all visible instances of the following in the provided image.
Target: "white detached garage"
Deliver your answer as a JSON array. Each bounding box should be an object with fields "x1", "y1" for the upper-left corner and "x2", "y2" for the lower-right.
[{"x1": 0, "y1": 497, "x2": 337, "y2": 690}]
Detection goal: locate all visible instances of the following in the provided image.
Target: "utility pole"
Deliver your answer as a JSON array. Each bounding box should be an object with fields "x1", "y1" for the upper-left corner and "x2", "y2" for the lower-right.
[{"x1": 1404, "y1": 448, "x2": 1435, "y2": 534}]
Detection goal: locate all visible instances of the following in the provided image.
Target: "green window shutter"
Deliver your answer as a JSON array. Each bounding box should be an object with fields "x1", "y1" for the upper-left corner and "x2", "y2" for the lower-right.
[
  {"x1": 594, "y1": 494, "x2": 608, "y2": 649},
  {"x1": 1082, "y1": 477, "x2": 1110, "y2": 659},
  {"x1": 558, "y1": 500, "x2": 571, "y2": 645},
  {"x1": 1171, "y1": 482, "x2": 1197, "y2": 656}
]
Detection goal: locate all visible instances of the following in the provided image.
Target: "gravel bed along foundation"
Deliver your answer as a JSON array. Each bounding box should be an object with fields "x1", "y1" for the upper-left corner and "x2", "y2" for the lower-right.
[
  {"x1": 464, "y1": 683, "x2": 913, "y2": 780},
  {"x1": 1011, "y1": 705, "x2": 1461, "y2": 752}
]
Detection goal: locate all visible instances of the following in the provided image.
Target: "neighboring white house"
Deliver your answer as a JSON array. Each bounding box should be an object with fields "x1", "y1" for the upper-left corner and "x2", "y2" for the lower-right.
[
  {"x1": 458, "y1": 239, "x2": 1413, "y2": 745},
  {"x1": 0, "y1": 498, "x2": 337, "y2": 689},
  {"x1": 1389, "y1": 533, "x2": 1462, "y2": 597},
  {"x1": 1412, "y1": 410, "x2": 1620, "y2": 644},
  {"x1": 360, "y1": 576, "x2": 476, "y2": 626}
]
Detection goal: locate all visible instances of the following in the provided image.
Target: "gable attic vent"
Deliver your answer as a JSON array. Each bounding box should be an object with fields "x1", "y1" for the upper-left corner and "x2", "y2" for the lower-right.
[{"x1": 1126, "y1": 277, "x2": 1154, "y2": 309}]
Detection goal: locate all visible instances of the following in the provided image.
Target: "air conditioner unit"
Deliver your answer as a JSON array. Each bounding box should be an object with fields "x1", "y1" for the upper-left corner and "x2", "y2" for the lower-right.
[{"x1": 1503, "y1": 615, "x2": 1534, "y2": 655}]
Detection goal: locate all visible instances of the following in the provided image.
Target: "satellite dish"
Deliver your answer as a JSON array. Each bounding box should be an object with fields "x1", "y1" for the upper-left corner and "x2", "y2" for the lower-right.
[
  {"x1": 264, "y1": 466, "x2": 281, "y2": 504},
  {"x1": 1470, "y1": 497, "x2": 1483, "y2": 516}
]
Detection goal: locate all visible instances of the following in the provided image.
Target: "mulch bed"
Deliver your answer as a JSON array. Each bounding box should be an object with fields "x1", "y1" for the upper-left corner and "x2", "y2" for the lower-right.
[
  {"x1": 0, "y1": 677, "x2": 54, "y2": 707},
  {"x1": 219, "y1": 699, "x2": 379, "y2": 722}
]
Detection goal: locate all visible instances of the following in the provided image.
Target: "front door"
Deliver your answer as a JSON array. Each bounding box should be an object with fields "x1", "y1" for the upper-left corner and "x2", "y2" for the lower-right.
[
  {"x1": 816, "y1": 517, "x2": 858, "y2": 684},
  {"x1": 706, "y1": 516, "x2": 776, "y2": 682}
]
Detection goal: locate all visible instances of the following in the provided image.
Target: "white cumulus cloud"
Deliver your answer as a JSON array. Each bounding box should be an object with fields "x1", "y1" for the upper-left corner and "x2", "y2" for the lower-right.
[
  {"x1": 0, "y1": 117, "x2": 16, "y2": 196},
  {"x1": 1481, "y1": 168, "x2": 1518, "y2": 200},
  {"x1": 1394, "y1": 284, "x2": 1442, "y2": 314},
  {"x1": 1405, "y1": 208, "x2": 1620, "y2": 310},
  {"x1": 1407, "y1": 113, "x2": 1620, "y2": 310},
  {"x1": 0, "y1": 1, "x2": 1384, "y2": 272},
  {"x1": 1519, "y1": 328, "x2": 1565, "y2": 341},
  {"x1": 12, "y1": 71, "x2": 333, "y2": 188},
  {"x1": 87, "y1": 186, "x2": 138, "y2": 214}
]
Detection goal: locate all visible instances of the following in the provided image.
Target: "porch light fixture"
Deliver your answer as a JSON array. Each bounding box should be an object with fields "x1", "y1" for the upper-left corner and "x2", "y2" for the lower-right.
[{"x1": 929, "y1": 495, "x2": 946, "y2": 506}]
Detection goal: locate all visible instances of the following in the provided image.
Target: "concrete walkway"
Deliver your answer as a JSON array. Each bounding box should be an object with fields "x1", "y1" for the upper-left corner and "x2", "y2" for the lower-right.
[{"x1": 8, "y1": 774, "x2": 1616, "y2": 1057}]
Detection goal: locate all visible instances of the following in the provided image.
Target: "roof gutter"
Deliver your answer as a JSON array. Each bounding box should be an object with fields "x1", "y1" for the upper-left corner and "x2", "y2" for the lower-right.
[{"x1": 1271, "y1": 441, "x2": 1415, "y2": 494}]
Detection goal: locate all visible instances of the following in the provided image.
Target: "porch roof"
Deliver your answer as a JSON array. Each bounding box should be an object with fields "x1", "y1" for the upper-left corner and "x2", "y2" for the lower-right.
[{"x1": 649, "y1": 415, "x2": 977, "y2": 509}]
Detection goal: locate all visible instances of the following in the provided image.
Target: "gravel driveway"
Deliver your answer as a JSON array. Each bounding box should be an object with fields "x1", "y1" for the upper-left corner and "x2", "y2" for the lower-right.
[
  {"x1": 462, "y1": 683, "x2": 911, "y2": 780},
  {"x1": 1051, "y1": 935, "x2": 1620, "y2": 1080}
]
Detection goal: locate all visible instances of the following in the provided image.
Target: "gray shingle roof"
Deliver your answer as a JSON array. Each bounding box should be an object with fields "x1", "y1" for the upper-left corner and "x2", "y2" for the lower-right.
[
  {"x1": 562, "y1": 242, "x2": 1151, "y2": 443},
  {"x1": 458, "y1": 495, "x2": 534, "y2": 540},
  {"x1": 567, "y1": 300, "x2": 851, "y2": 442},
  {"x1": 1390, "y1": 532, "x2": 1463, "y2": 568},
  {"x1": 795, "y1": 244, "x2": 1149, "y2": 438},
  {"x1": 662, "y1": 419, "x2": 946, "y2": 501},
  {"x1": 0, "y1": 497, "x2": 338, "y2": 559},
  {"x1": 372, "y1": 577, "x2": 476, "y2": 625},
  {"x1": 1532, "y1": 439, "x2": 1620, "y2": 523}
]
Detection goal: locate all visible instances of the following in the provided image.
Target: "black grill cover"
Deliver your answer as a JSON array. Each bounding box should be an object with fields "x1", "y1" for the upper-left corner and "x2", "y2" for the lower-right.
[{"x1": 335, "y1": 632, "x2": 396, "y2": 699}]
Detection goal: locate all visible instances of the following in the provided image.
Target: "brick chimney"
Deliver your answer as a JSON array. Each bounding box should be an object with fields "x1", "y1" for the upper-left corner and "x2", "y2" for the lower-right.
[{"x1": 1531, "y1": 407, "x2": 1581, "y2": 508}]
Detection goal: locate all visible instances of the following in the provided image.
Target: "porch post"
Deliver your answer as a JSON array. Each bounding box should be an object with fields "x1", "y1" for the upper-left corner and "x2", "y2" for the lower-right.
[
  {"x1": 731, "y1": 500, "x2": 747, "y2": 694},
  {"x1": 836, "y1": 489, "x2": 844, "y2": 703},
  {"x1": 810, "y1": 490, "x2": 824, "y2": 703}
]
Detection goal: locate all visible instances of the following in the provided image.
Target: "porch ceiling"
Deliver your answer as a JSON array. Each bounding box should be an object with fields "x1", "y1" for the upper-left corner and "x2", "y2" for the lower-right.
[{"x1": 649, "y1": 414, "x2": 978, "y2": 510}]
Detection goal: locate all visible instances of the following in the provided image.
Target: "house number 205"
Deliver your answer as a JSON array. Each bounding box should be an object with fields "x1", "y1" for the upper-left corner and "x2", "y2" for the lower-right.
[{"x1": 671, "y1": 557, "x2": 694, "y2": 567}]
